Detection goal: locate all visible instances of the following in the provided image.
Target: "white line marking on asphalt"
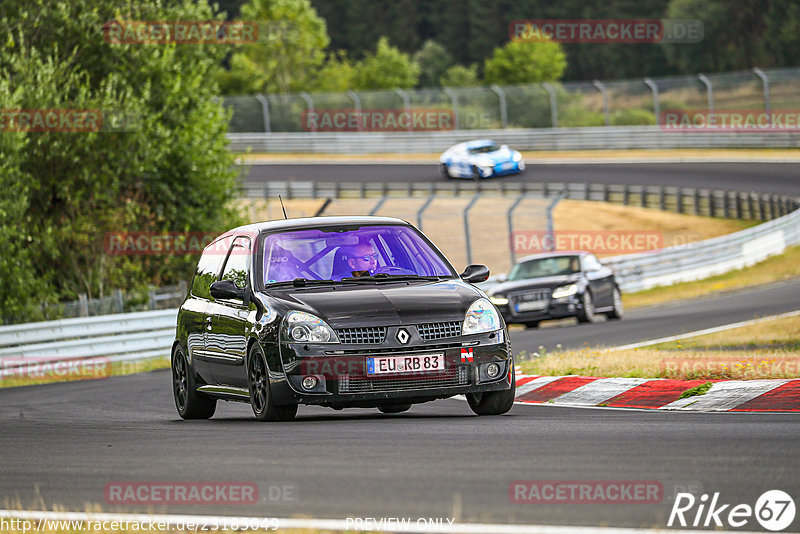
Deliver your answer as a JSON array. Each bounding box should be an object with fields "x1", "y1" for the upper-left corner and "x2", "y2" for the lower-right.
[
  {"x1": 608, "y1": 309, "x2": 800, "y2": 351},
  {"x1": 0, "y1": 509, "x2": 765, "y2": 534}
]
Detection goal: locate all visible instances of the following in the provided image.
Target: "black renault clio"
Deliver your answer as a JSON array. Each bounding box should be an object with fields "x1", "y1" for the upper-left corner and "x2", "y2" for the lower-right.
[{"x1": 172, "y1": 216, "x2": 515, "y2": 421}]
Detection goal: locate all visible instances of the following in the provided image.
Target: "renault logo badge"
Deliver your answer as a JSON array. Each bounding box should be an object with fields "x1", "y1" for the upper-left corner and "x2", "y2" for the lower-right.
[{"x1": 396, "y1": 328, "x2": 410, "y2": 344}]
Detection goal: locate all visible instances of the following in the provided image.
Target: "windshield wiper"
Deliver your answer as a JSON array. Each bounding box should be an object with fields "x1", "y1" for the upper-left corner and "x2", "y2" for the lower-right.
[
  {"x1": 265, "y1": 278, "x2": 343, "y2": 288},
  {"x1": 341, "y1": 274, "x2": 442, "y2": 283}
]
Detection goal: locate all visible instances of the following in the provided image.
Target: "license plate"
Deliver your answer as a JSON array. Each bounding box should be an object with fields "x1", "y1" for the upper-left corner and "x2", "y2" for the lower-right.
[
  {"x1": 500, "y1": 162, "x2": 514, "y2": 170},
  {"x1": 515, "y1": 300, "x2": 548, "y2": 312},
  {"x1": 367, "y1": 353, "x2": 445, "y2": 376}
]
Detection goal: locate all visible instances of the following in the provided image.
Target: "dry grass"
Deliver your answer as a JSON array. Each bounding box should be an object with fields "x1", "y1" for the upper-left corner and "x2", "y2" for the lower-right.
[
  {"x1": 624, "y1": 245, "x2": 800, "y2": 309},
  {"x1": 518, "y1": 314, "x2": 800, "y2": 380}
]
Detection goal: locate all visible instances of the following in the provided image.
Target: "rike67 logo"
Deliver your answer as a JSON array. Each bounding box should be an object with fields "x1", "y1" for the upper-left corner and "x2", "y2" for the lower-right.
[{"x1": 669, "y1": 490, "x2": 796, "y2": 531}]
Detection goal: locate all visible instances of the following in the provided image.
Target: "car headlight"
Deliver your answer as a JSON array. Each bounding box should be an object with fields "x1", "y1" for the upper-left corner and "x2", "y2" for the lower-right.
[
  {"x1": 489, "y1": 296, "x2": 508, "y2": 306},
  {"x1": 283, "y1": 311, "x2": 339, "y2": 343},
  {"x1": 463, "y1": 298, "x2": 501, "y2": 335},
  {"x1": 551, "y1": 284, "x2": 578, "y2": 299},
  {"x1": 512, "y1": 152, "x2": 522, "y2": 162}
]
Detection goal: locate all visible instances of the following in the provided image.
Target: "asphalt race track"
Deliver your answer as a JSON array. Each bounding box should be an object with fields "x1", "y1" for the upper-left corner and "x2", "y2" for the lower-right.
[
  {"x1": 244, "y1": 162, "x2": 800, "y2": 196},
  {"x1": 2, "y1": 280, "x2": 800, "y2": 530},
  {"x1": 3, "y1": 161, "x2": 799, "y2": 531}
]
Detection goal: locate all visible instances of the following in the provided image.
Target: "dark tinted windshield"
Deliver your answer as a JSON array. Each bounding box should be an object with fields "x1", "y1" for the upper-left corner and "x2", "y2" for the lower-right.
[
  {"x1": 261, "y1": 225, "x2": 455, "y2": 284},
  {"x1": 508, "y1": 256, "x2": 580, "y2": 280},
  {"x1": 467, "y1": 144, "x2": 501, "y2": 154}
]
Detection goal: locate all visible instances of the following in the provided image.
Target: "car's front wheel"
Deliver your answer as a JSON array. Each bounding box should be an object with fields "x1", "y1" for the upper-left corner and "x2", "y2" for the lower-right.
[
  {"x1": 172, "y1": 345, "x2": 216, "y2": 420},
  {"x1": 248, "y1": 343, "x2": 297, "y2": 422},
  {"x1": 467, "y1": 365, "x2": 515, "y2": 416},
  {"x1": 606, "y1": 287, "x2": 624, "y2": 320},
  {"x1": 577, "y1": 291, "x2": 597, "y2": 323},
  {"x1": 378, "y1": 404, "x2": 412, "y2": 414}
]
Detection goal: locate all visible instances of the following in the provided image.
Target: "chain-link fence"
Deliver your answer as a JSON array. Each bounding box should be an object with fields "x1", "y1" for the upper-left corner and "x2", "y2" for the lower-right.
[{"x1": 223, "y1": 67, "x2": 800, "y2": 132}]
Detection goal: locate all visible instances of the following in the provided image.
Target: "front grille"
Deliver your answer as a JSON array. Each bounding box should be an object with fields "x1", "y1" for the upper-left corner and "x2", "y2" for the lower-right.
[
  {"x1": 339, "y1": 366, "x2": 469, "y2": 393},
  {"x1": 336, "y1": 327, "x2": 387, "y2": 344},
  {"x1": 417, "y1": 321, "x2": 462, "y2": 341},
  {"x1": 325, "y1": 341, "x2": 463, "y2": 356}
]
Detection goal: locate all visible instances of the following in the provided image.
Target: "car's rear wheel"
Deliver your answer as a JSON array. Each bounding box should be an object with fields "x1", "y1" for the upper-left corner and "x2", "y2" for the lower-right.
[
  {"x1": 172, "y1": 345, "x2": 216, "y2": 420},
  {"x1": 467, "y1": 364, "x2": 515, "y2": 416},
  {"x1": 606, "y1": 287, "x2": 624, "y2": 320},
  {"x1": 577, "y1": 291, "x2": 597, "y2": 323},
  {"x1": 248, "y1": 343, "x2": 297, "y2": 422},
  {"x1": 378, "y1": 404, "x2": 412, "y2": 414}
]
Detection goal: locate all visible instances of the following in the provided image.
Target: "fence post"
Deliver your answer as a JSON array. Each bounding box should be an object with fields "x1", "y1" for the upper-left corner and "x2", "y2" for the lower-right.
[
  {"x1": 659, "y1": 186, "x2": 666, "y2": 211},
  {"x1": 254, "y1": 94, "x2": 271, "y2": 133},
  {"x1": 347, "y1": 90, "x2": 362, "y2": 132},
  {"x1": 463, "y1": 194, "x2": 482, "y2": 265},
  {"x1": 506, "y1": 195, "x2": 527, "y2": 265},
  {"x1": 148, "y1": 289, "x2": 157, "y2": 310},
  {"x1": 735, "y1": 192, "x2": 743, "y2": 219},
  {"x1": 114, "y1": 289, "x2": 124, "y2": 314},
  {"x1": 697, "y1": 74, "x2": 714, "y2": 114},
  {"x1": 394, "y1": 88, "x2": 413, "y2": 132},
  {"x1": 623, "y1": 184, "x2": 630, "y2": 205},
  {"x1": 443, "y1": 87, "x2": 460, "y2": 130},
  {"x1": 708, "y1": 191, "x2": 716, "y2": 217},
  {"x1": 693, "y1": 189, "x2": 701, "y2": 215},
  {"x1": 417, "y1": 194, "x2": 435, "y2": 230},
  {"x1": 546, "y1": 190, "x2": 566, "y2": 251},
  {"x1": 299, "y1": 92, "x2": 316, "y2": 133},
  {"x1": 643, "y1": 77, "x2": 660, "y2": 125},
  {"x1": 723, "y1": 190, "x2": 731, "y2": 218},
  {"x1": 593, "y1": 80, "x2": 610, "y2": 126},
  {"x1": 753, "y1": 68, "x2": 772, "y2": 127},
  {"x1": 676, "y1": 188, "x2": 683, "y2": 214},
  {"x1": 78, "y1": 293, "x2": 89, "y2": 317},
  {"x1": 640, "y1": 186, "x2": 647, "y2": 208},
  {"x1": 542, "y1": 82, "x2": 558, "y2": 128},
  {"x1": 490, "y1": 85, "x2": 508, "y2": 129}
]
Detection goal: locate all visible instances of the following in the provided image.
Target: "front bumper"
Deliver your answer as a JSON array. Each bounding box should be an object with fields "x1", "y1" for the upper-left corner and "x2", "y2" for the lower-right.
[
  {"x1": 496, "y1": 296, "x2": 581, "y2": 323},
  {"x1": 272, "y1": 329, "x2": 512, "y2": 407}
]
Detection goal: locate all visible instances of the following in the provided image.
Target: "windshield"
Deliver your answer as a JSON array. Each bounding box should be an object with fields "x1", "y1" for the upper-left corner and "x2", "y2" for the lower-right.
[
  {"x1": 508, "y1": 255, "x2": 580, "y2": 280},
  {"x1": 467, "y1": 144, "x2": 501, "y2": 154},
  {"x1": 261, "y1": 224, "x2": 455, "y2": 284}
]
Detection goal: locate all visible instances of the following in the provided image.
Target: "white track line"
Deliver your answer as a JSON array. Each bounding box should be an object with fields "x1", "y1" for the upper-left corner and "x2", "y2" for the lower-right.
[
  {"x1": 608, "y1": 309, "x2": 800, "y2": 351},
  {"x1": 0, "y1": 509, "x2": 762, "y2": 534},
  {"x1": 551, "y1": 378, "x2": 650, "y2": 406}
]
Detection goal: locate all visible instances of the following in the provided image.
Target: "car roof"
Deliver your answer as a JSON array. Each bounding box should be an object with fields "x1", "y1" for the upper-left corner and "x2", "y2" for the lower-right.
[
  {"x1": 211, "y1": 216, "x2": 413, "y2": 243},
  {"x1": 515, "y1": 251, "x2": 588, "y2": 264},
  {"x1": 462, "y1": 139, "x2": 497, "y2": 148}
]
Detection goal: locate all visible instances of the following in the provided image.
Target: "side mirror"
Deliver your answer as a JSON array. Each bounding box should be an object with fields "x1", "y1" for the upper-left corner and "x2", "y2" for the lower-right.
[
  {"x1": 210, "y1": 279, "x2": 246, "y2": 301},
  {"x1": 460, "y1": 264, "x2": 490, "y2": 283}
]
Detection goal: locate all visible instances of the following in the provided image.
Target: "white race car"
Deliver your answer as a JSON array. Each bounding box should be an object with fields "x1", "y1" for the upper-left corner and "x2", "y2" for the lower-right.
[{"x1": 439, "y1": 140, "x2": 525, "y2": 179}]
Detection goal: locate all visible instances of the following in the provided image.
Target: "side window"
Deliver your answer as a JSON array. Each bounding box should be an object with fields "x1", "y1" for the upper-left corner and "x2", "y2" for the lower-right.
[
  {"x1": 190, "y1": 245, "x2": 226, "y2": 300},
  {"x1": 582, "y1": 254, "x2": 602, "y2": 271},
  {"x1": 220, "y1": 237, "x2": 251, "y2": 290}
]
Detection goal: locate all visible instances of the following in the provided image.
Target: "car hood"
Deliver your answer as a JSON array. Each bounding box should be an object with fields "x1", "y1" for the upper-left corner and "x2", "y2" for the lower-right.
[
  {"x1": 489, "y1": 274, "x2": 580, "y2": 296},
  {"x1": 266, "y1": 280, "x2": 484, "y2": 327}
]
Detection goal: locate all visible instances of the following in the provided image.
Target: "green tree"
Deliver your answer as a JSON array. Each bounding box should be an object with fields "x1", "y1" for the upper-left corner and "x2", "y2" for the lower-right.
[
  {"x1": 484, "y1": 39, "x2": 567, "y2": 85},
  {"x1": 311, "y1": 50, "x2": 356, "y2": 91},
  {"x1": 413, "y1": 40, "x2": 453, "y2": 88},
  {"x1": 0, "y1": 0, "x2": 242, "y2": 321},
  {"x1": 352, "y1": 37, "x2": 419, "y2": 89},
  {"x1": 440, "y1": 64, "x2": 480, "y2": 87},
  {"x1": 219, "y1": 0, "x2": 330, "y2": 94}
]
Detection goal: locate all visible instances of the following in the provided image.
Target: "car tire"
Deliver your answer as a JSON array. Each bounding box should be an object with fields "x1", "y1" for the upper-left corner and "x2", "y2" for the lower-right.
[
  {"x1": 523, "y1": 321, "x2": 540, "y2": 329},
  {"x1": 378, "y1": 404, "x2": 412, "y2": 414},
  {"x1": 172, "y1": 345, "x2": 216, "y2": 420},
  {"x1": 606, "y1": 287, "x2": 624, "y2": 320},
  {"x1": 440, "y1": 163, "x2": 453, "y2": 179},
  {"x1": 248, "y1": 343, "x2": 297, "y2": 422},
  {"x1": 467, "y1": 363, "x2": 515, "y2": 416},
  {"x1": 577, "y1": 291, "x2": 597, "y2": 323}
]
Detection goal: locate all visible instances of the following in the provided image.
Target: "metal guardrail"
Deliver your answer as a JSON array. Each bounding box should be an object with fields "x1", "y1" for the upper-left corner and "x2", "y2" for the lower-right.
[
  {"x1": 604, "y1": 206, "x2": 800, "y2": 292},
  {"x1": 0, "y1": 309, "x2": 176, "y2": 367},
  {"x1": 228, "y1": 126, "x2": 800, "y2": 153},
  {"x1": 255, "y1": 180, "x2": 798, "y2": 221}
]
